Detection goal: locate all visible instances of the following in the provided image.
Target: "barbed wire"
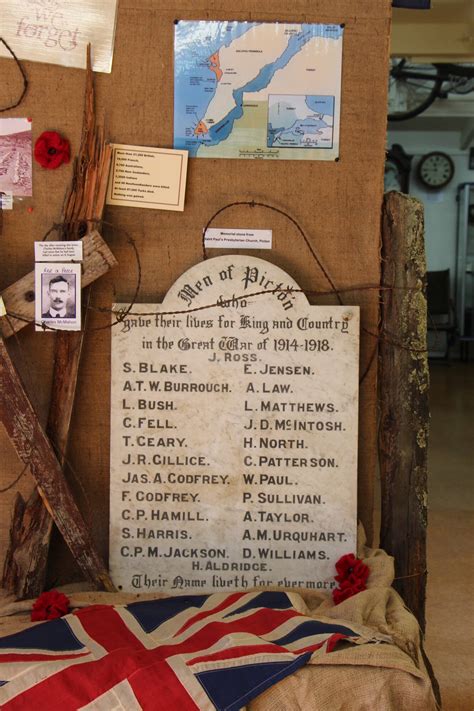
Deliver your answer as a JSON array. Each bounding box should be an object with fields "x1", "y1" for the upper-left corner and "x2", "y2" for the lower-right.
[
  {"x1": 0, "y1": 463, "x2": 29, "y2": 494},
  {"x1": 3, "y1": 206, "x2": 428, "y2": 361},
  {"x1": 1, "y1": 202, "x2": 430, "y2": 507},
  {"x1": 0, "y1": 38, "x2": 28, "y2": 112}
]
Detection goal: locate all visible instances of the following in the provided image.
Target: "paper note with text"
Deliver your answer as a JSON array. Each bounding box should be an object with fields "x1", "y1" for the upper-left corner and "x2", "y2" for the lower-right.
[{"x1": 0, "y1": 1, "x2": 118, "y2": 73}]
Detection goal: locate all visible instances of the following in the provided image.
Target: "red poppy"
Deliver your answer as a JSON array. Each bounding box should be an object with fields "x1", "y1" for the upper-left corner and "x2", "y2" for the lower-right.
[
  {"x1": 332, "y1": 553, "x2": 370, "y2": 605},
  {"x1": 335, "y1": 553, "x2": 370, "y2": 585},
  {"x1": 333, "y1": 578, "x2": 367, "y2": 605},
  {"x1": 335, "y1": 553, "x2": 358, "y2": 578},
  {"x1": 34, "y1": 131, "x2": 70, "y2": 169},
  {"x1": 31, "y1": 590, "x2": 70, "y2": 621}
]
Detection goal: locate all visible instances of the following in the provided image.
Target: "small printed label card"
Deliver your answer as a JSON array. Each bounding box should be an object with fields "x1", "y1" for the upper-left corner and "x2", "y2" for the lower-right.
[
  {"x1": 35, "y1": 240, "x2": 83, "y2": 262},
  {"x1": 0, "y1": 192, "x2": 13, "y2": 210},
  {"x1": 204, "y1": 228, "x2": 272, "y2": 250},
  {"x1": 35, "y1": 241, "x2": 83, "y2": 331},
  {"x1": 0, "y1": 0, "x2": 118, "y2": 73},
  {"x1": 106, "y1": 144, "x2": 188, "y2": 212}
]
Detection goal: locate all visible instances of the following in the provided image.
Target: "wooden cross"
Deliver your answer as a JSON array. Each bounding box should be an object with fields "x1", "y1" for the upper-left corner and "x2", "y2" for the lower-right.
[
  {"x1": 0, "y1": 334, "x2": 115, "y2": 591},
  {"x1": 1, "y1": 46, "x2": 117, "y2": 597}
]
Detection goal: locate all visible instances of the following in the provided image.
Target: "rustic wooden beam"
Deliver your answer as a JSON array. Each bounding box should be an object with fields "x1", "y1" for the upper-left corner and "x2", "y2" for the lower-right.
[
  {"x1": 1, "y1": 294, "x2": 92, "y2": 599},
  {"x1": 1, "y1": 46, "x2": 113, "y2": 598},
  {"x1": 0, "y1": 335, "x2": 115, "y2": 592},
  {"x1": 0, "y1": 230, "x2": 116, "y2": 338},
  {"x1": 39, "y1": 45, "x2": 112, "y2": 593},
  {"x1": 379, "y1": 191, "x2": 429, "y2": 630},
  {"x1": 2, "y1": 490, "x2": 52, "y2": 599},
  {"x1": 46, "y1": 291, "x2": 92, "y2": 458}
]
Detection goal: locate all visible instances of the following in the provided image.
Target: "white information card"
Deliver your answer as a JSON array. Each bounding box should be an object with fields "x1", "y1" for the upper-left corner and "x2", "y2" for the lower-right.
[{"x1": 106, "y1": 144, "x2": 188, "y2": 212}]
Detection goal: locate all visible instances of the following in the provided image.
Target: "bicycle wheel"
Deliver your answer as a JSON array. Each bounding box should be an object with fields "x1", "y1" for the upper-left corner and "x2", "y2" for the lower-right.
[{"x1": 388, "y1": 59, "x2": 443, "y2": 121}]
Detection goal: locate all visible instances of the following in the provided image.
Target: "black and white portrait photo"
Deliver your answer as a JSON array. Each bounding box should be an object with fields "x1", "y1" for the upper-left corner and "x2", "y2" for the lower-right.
[
  {"x1": 35, "y1": 263, "x2": 81, "y2": 331},
  {"x1": 41, "y1": 273, "x2": 76, "y2": 319}
]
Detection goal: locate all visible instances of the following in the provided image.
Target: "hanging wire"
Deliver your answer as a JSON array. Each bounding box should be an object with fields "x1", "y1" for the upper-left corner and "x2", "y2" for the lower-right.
[{"x1": 0, "y1": 38, "x2": 28, "y2": 112}]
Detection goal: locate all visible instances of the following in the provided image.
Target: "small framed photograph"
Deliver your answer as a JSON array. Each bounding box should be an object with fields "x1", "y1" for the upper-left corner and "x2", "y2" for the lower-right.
[{"x1": 35, "y1": 263, "x2": 81, "y2": 331}]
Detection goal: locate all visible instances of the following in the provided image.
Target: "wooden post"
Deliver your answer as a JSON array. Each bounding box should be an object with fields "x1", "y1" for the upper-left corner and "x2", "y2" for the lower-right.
[
  {"x1": 1, "y1": 303, "x2": 90, "y2": 598},
  {"x1": 379, "y1": 191, "x2": 429, "y2": 630},
  {"x1": 2, "y1": 491, "x2": 52, "y2": 599},
  {"x1": 0, "y1": 336, "x2": 115, "y2": 592},
  {"x1": 0, "y1": 240, "x2": 114, "y2": 597},
  {"x1": 1, "y1": 46, "x2": 113, "y2": 598}
]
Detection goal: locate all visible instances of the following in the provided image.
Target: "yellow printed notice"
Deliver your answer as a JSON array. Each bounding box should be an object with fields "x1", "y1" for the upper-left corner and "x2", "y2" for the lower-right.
[{"x1": 106, "y1": 145, "x2": 188, "y2": 212}]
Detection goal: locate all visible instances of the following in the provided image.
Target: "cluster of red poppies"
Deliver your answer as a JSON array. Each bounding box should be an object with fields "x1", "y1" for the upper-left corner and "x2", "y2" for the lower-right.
[
  {"x1": 30, "y1": 554, "x2": 370, "y2": 620},
  {"x1": 332, "y1": 553, "x2": 370, "y2": 605},
  {"x1": 31, "y1": 589, "x2": 70, "y2": 621}
]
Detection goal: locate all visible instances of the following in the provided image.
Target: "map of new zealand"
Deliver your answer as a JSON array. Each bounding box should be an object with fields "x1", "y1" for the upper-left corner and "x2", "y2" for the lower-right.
[{"x1": 174, "y1": 21, "x2": 343, "y2": 161}]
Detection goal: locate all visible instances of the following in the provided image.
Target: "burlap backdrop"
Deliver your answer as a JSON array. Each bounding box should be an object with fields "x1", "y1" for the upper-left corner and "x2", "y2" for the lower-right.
[{"x1": 0, "y1": 0, "x2": 391, "y2": 583}]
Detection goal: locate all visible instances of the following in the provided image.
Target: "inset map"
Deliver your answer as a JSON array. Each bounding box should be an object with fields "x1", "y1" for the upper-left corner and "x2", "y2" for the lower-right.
[{"x1": 268, "y1": 95, "x2": 334, "y2": 149}]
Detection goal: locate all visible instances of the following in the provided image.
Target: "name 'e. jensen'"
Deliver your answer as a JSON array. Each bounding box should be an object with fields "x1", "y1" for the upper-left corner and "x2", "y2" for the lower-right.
[{"x1": 255, "y1": 365, "x2": 312, "y2": 376}]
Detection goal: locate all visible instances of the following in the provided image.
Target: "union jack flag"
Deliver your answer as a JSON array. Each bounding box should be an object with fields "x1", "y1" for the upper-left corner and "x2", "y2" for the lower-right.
[{"x1": 0, "y1": 591, "x2": 366, "y2": 710}]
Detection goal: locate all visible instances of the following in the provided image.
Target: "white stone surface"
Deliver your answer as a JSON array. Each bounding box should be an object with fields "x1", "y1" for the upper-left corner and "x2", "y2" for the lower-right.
[{"x1": 110, "y1": 256, "x2": 359, "y2": 594}]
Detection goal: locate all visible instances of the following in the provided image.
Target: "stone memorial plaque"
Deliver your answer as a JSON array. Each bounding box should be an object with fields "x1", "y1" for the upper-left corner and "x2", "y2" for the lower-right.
[{"x1": 110, "y1": 256, "x2": 359, "y2": 594}]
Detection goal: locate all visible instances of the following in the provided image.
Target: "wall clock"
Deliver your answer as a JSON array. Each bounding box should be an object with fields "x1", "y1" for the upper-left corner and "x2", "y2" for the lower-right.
[{"x1": 417, "y1": 151, "x2": 455, "y2": 190}]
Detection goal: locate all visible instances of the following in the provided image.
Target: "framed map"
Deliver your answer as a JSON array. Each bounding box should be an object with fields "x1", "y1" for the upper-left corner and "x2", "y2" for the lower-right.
[{"x1": 174, "y1": 21, "x2": 343, "y2": 161}]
